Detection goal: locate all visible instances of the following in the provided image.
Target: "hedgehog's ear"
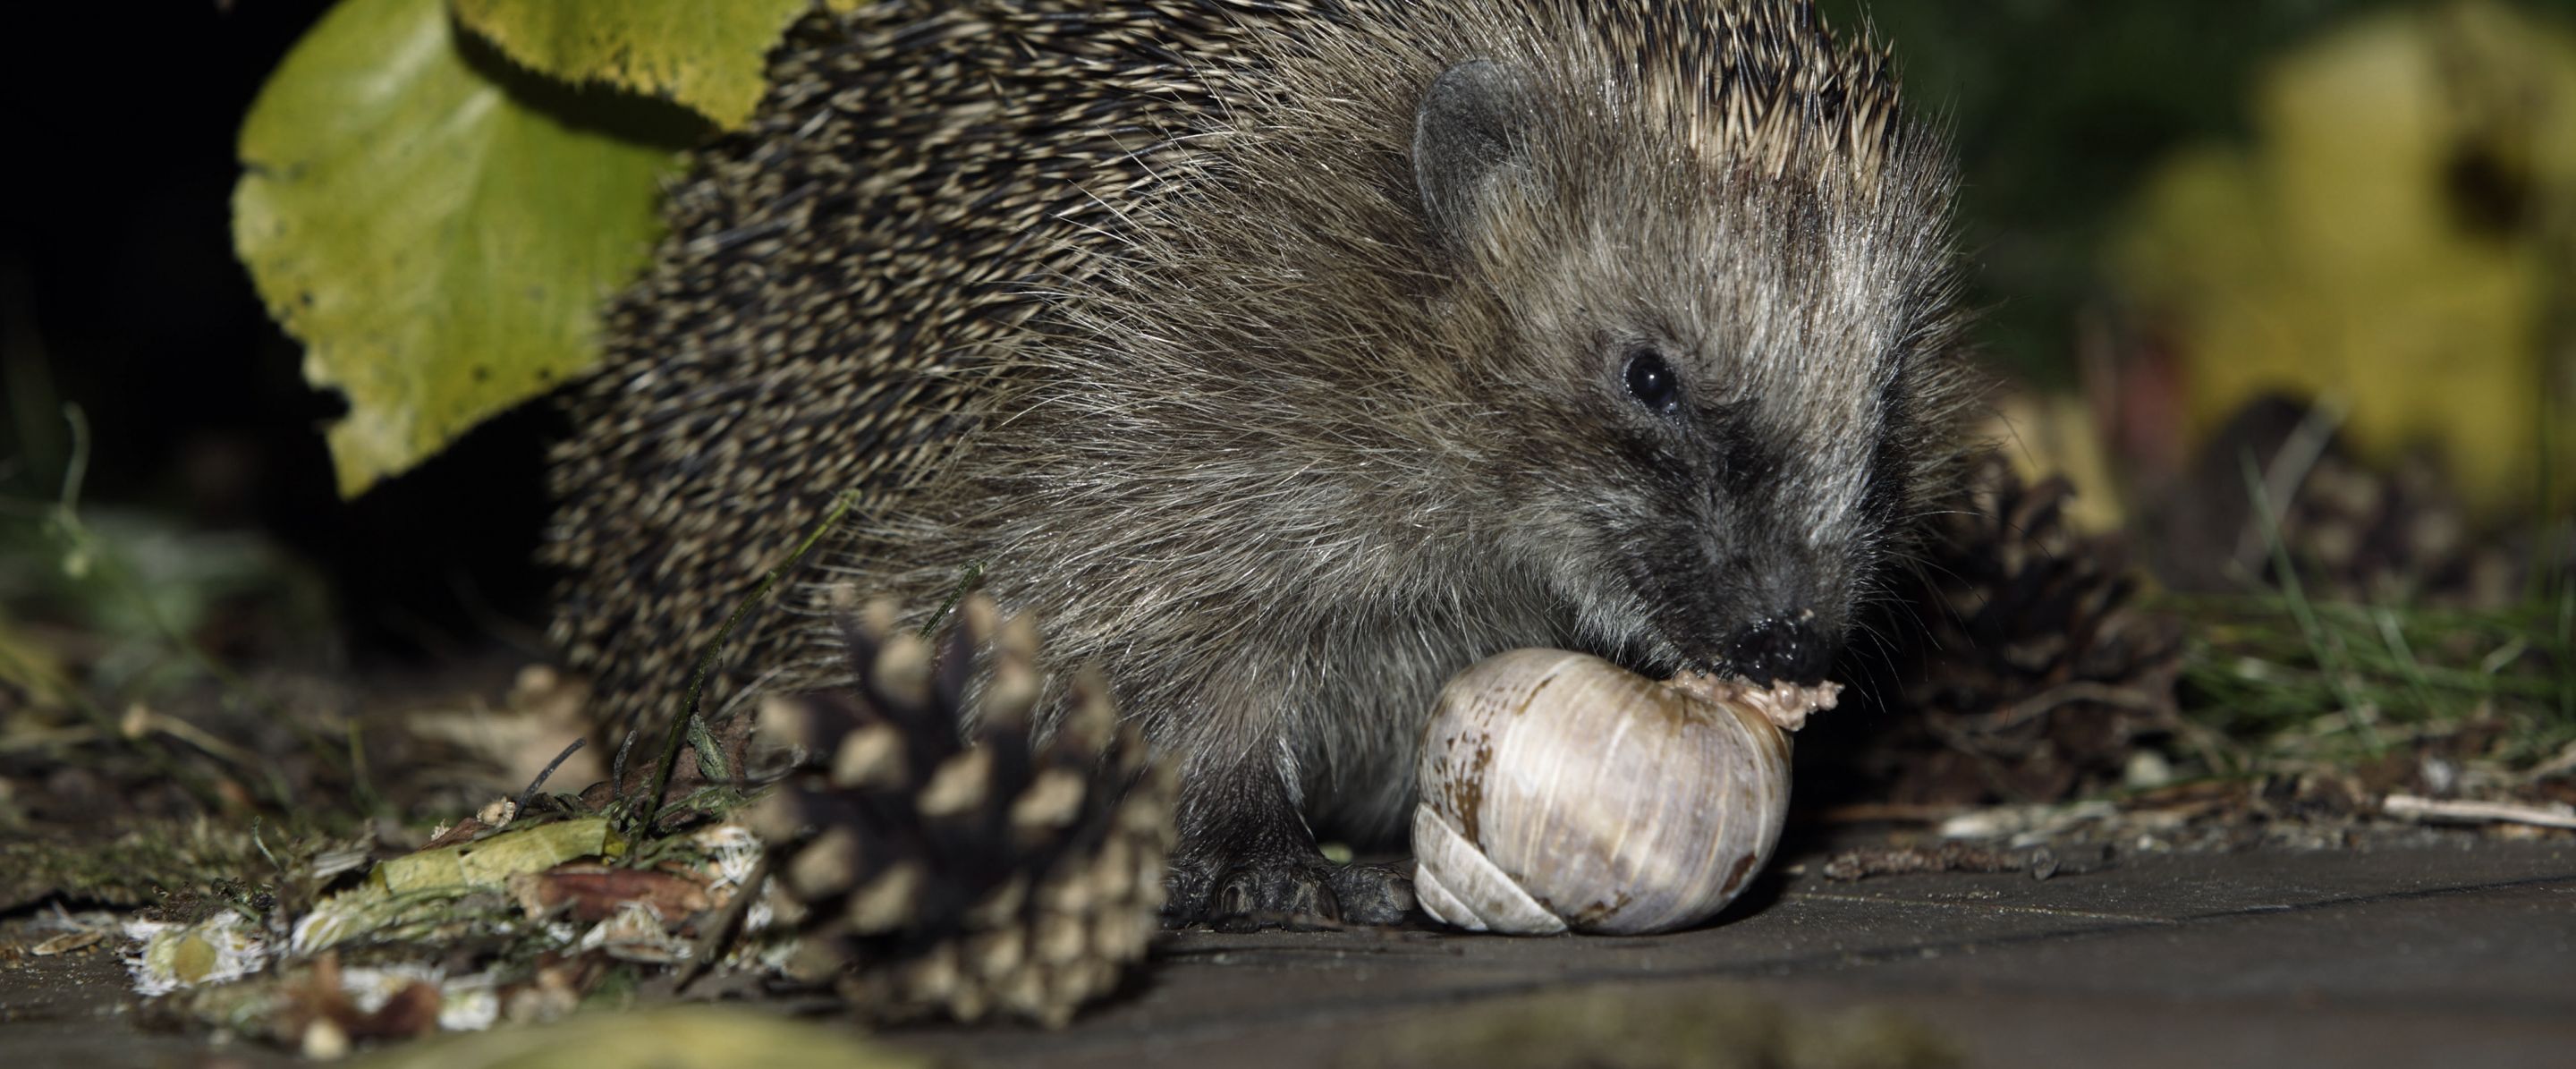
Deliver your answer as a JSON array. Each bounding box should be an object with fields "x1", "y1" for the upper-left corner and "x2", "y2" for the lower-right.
[{"x1": 1414, "y1": 59, "x2": 1533, "y2": 256}]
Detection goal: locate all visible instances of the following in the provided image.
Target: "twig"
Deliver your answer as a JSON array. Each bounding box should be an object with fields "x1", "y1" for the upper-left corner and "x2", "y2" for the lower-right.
[
  {"x1": 518, "y1": 738, "x2": 587, "y2": 811},
  {"x1": 675, "y1": 852, "x2": 770, "y2": 994},
  {"x1": 1980, "y1": 680, "x2": 2168, "y2": 731},
  {"x1": 2381, "y1": 793, "x2": 2576, "y2": 830}
]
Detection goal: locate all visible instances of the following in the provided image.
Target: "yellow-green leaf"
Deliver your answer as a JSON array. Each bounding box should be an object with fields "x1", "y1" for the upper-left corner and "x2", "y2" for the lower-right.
[
  {"x1": 234, "y1": 0, "x2": 682, "y2": 497},
  {"x1": 452, "y1": 0, "x2": 815, "y2": 130},
  {"x1": 2113, "y1": 0, "x2": 2576, "y2": 511},
  {"x1": 375, "y1": 817, "x2": 611, "y2": 893}
]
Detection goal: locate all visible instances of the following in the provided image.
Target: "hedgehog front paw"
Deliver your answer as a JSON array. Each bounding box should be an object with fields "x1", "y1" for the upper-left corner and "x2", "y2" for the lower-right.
[
  {"x1": 1161, "y1": 844, "x2": 1333, "y2": 930},
  {"x1": 1163, "y1": 758, "x2": 1417, "y2": 929},
  {"x1": 1167, "y1": 853, "x2": 1416, "y2": 931},
  {"x1": 1209, "y1": 855, "x2": 1341, "y2": 930},
  {"x1": 1327, "y1": 861, "x2": 1416, "y2": 926}
]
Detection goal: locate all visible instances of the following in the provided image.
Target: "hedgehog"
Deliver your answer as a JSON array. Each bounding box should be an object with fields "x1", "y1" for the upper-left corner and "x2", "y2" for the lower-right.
[{"x1": 547, "y1": 0, "x2": 1974, "y2": 928}]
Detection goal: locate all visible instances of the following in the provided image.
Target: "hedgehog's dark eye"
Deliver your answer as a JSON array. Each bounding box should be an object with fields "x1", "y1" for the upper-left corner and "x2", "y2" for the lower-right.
[{"x1": 1623, "y1": 348, "x2": 1679, "y2": 414}]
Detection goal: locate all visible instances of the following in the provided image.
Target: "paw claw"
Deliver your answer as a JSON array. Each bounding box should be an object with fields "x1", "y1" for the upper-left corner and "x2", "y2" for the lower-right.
[
  {"x1": 1165, "y1": 853, "x2": 1418, "y2": 929},
  {"x1": 1209, "y1": 861, "x2": 1339, "y2": 929}
]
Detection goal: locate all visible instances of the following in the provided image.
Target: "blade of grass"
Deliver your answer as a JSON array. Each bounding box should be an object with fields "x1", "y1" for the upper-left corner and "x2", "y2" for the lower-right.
[
  {"x1": 2240, "y1": 450, "x2": 2383, "y2": 751},
  {"x1": 624, "y1": 486, "x2": 862, "y2": 841}
]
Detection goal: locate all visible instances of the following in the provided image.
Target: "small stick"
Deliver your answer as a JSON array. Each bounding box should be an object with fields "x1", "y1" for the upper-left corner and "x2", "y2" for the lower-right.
[
  {"x1": 518, "y1": 738, "x2": 587, "y2": 812},
  {"x1": 2382, "y1": 793, "x2": 2576, "y2": 830},
  {"x1": 676, "y1": 852, "x2": 771, "y2": 994}
]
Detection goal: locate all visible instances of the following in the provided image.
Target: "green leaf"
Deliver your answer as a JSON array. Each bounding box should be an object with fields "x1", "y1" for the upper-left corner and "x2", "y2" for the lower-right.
[
  {"x1": 234, "y1": 0, "x2": 685, "y2": 497},
  {"x1": 452, "y1": 0, "x2": 816, "y2": 130},
  {"x1": 374, "y1": 817, "x2": 612, "y2": 893},
  {"x1": 2112, "y1": 1, "x2": 2576, "y2": 512}
]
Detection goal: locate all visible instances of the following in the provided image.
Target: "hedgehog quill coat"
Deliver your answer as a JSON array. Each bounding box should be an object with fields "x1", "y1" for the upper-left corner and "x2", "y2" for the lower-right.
[{"x1": 551, "y1": 0, "x2": 1972, "y2": 924}]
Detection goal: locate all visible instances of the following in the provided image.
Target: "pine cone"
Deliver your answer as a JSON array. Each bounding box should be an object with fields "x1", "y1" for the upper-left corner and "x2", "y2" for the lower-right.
[
  {"x1": 1872, "y1": 454, "x2": 2183, "y2": 803},
  {"x1": 2148, "y1": 395, "x2": 2532, "y2": 610},
  {"x1": 747, "y1": 590, "x2": 1174, "y2": 1026},
  {"x1": 2273, "y1": 449, "x2": 2523, "y2": 611}
]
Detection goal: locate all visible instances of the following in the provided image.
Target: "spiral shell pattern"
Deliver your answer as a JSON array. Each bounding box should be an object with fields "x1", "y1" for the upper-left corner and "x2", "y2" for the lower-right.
[{"x1": 1412, "y1": 649, "x2": 1833, "y2": 935}]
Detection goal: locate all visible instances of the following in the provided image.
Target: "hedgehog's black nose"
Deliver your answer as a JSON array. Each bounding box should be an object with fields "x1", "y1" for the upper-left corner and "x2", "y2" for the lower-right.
[{"x1": 1722, "y1": 613, "x2": 1832, "y2": 686}]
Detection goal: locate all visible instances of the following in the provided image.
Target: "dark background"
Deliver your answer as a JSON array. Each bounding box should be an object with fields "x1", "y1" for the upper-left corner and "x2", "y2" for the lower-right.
[{"x1": 1, "y1": 0, "x2": 2564, "y2": 664}]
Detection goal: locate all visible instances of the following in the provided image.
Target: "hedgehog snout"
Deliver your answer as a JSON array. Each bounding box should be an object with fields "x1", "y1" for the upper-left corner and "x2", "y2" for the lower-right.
[{"x1": 1717, "y1": 610, "x2": 1834, "y2": 687}]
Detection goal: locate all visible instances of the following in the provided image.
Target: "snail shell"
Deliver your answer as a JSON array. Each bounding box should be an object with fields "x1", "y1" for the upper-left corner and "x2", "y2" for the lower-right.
[{"x1": 1411, "y1": 649, "x2": 1836, "y2": 936}]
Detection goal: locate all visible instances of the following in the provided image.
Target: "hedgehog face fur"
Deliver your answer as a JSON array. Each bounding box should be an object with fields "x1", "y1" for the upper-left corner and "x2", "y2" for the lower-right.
[
  {"x1": 1417, "y1": 49, "x2": 1966, "y2": 687},
  {"x1": 552, "y1": 0, "x2": 1971, "y2": 929}
]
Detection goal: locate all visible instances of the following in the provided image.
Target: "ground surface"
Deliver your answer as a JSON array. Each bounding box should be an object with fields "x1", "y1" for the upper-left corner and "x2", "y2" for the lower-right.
[{"x1": 4, "y1": 838, "x2": 2568, "y2": 1067}]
